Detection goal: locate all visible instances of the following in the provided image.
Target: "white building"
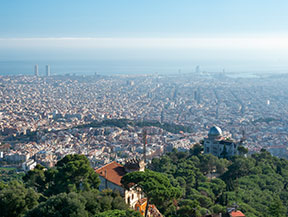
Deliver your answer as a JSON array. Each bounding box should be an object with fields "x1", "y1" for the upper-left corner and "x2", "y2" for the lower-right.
[
  {"x1": 204, "y1": 126, "x2": 239, "y2": 158},
  {"x1": 95, "y1": 159, "x2": 145, "y2": 208},
  {"x1": 46, "y1": 65, "x2": 50, "y2": 76},
  {"x1": 22, "y1": 159, "x2": 37, "y2": 171}
]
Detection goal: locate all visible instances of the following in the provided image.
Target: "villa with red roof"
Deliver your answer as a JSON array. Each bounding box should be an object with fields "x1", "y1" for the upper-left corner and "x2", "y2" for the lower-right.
[{"x1": 95, "y1": 159, "x2": 145, "y2": 208}]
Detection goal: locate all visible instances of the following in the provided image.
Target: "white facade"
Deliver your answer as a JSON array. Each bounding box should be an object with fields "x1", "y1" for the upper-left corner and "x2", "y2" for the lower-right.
[
  {"x1": 46, "y1": 65, "x2": 50, "y2": 76},
  {"x1": 22, "y1": 159, "x2": 37, "y2": 171},
  {"x1": 204, "y1": 126, "x2": 239, "y2": 158}
]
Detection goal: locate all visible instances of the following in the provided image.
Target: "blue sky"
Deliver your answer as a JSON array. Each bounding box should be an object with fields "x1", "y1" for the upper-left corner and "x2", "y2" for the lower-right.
[
  {"x1": 1, "y1": 0, "x2": 288, "y2": 37},
  {"x1": 1, "y1": 1, "x2": 288, "y2": 72}
]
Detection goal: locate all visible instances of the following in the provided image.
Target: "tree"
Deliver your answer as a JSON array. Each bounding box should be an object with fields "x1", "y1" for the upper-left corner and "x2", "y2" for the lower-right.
[
  {"x1": 268, "y1": 198, "x2": 286, "y2": 217},
  {"x1": 176, "y1": 199, "x2": 201, "y2": 217},
  {"x1": 23, "y1": 164, "x2": 46, "y2": 193},
  {"x1": 238, "y1": 146, "x2": 248, "y2": 156},
  {"x1": 199, "y1": 154, "x2": 218, "y2": 176},
  {"x1": 26, "y1": 192, "x2": 88, "y2": 217},
  {"x1": 52, "y1": 154, "x2": 100, "y2": 194},
  {"x1": 96, "y1": 209, "x2": 142, "y2": 217},
  {"x1": 0, "y1": 181, "x2": 39, "y2": 217},
  {"x1": 0, "y1": 181, "x2": 7, "y2": 190},
  {"x1": 190, "y1": 144, "x2": 203, "y2": 156},
  {"x1": 24, "y1": 154, "x2": 101, "y2": 196},
  {"x1": 220, "y1": 144, "x2": 228, "y2": 159},
  {"x1": 121, "y1": 170, "x2": 181, "y2": 217}
]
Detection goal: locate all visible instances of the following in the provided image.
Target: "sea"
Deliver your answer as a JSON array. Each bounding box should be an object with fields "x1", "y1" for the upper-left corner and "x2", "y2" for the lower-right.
[{"x1": 0, "y1": 60, "x2": 287, "y2": 77}]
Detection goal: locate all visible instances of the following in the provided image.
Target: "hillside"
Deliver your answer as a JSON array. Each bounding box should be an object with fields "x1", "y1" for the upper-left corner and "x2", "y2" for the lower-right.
[{"x1": 0, "y1": 149, "x2": 287, "y2": 217}]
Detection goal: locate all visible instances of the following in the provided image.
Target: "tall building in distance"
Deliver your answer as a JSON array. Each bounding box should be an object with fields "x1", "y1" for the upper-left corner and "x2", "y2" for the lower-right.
[
  {"x1": 46, "y1": 65, "x2": 50, "y2": 76},
  {"x1": 195, "y1": 65, "x2": 200, "y2": 74},
  {"x1": 34, "y1": 64, "x2": 39, "y2": 76}
]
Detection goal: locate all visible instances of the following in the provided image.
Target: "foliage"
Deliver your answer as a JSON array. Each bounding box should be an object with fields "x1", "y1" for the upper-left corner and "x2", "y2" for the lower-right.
[
  {"x1": 0, "y1": 167, "x2": 24, "y2": 183},
  {"x1": 25, "y1": 192, "x2": 89, "y2": 217},
  {"x1": 23, "y1": 154, "x2": 100, "y2": 196},
  {"x1": 0, "y1": 181, "x2": 39, "y2": 217},
  {"x1": 2, "y1": 147, "x2": 288, "y2": 217},
  {"x1": 1, "y1": 155, "x2": 141, "y2": 217},
  {"x1": 121, "y1": 169, "x2": 181, "y2": 208},
  {"x1": 76, "y1": 118, "x2": 193, "y2": 133},
  {"x1": 149, "y1": 148, "x2": 288, "y2": 217},
  {"x1": 96, "y1": 209, "x2": 142, "y2": 217}
]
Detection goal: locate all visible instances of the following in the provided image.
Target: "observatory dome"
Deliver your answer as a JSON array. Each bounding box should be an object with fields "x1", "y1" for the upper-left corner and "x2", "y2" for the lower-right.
[{"x1": 208, "y1": 126, "x2": 222, "y2": 139}]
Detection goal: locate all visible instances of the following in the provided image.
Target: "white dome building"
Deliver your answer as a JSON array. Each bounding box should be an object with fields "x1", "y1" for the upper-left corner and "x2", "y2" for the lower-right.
[
  {"x1": 204, "y1": 126, "x2": 238, "y2": 158},
  {"x1": 208, "y1": 126, "x2": 222, "y2": 140}
]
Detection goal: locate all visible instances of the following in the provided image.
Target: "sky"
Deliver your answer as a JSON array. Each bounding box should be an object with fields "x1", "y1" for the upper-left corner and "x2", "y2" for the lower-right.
[{"x1": 1, "y1": 0, "x2": 288, "y2": 73}]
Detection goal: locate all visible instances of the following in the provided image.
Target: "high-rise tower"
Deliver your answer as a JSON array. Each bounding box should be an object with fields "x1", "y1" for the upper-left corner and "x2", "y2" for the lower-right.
[
  {"x1": 34, "y1": 64, "x2": 39, "y2": 76},
  {"x1": 46, "y1": 65, "x2": 50, "y2": 76},
  {"x1": 195, "y1": 65, "x2": 200, "y2": 74}
]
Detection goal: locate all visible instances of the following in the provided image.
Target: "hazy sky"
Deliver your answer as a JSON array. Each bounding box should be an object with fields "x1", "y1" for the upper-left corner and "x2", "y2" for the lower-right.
[{"x1": 1, "y1": 0, "x2": 288, "y2": 72}]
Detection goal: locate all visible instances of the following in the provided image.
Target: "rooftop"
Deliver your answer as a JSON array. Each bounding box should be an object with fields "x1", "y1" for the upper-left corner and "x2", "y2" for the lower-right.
[
  {"x1": 95, "y1": 161, "x2": 127, "y2": 186},
  {"x1": 229, "y1": 210, "x2": 246, "y2": 217}
]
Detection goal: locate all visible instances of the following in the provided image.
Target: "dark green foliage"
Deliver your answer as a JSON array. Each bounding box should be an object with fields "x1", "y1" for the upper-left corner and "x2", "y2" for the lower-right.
[
  {"x1": 25, "y1": 190, "x2": 135, "y2": 217},
  {"x1": 25, "y1": 192, "x2": 89, "y2": 217},
  {"x1": 51, "y1": 154, "x2": 100, "y2": 194},
  {"x1": 268, "y1": 197, "x2": 286, "y2": 217},
  {"x1": 121, "y1": 169, "x2": 181, "y2": 209},
  {"x1": 2, "y1": 147, "x2": 288, "y2": 217},
  {"x1": 23, "y1": 154, "x2": 100, "y2": 196},
  {"x1": 0, "y1": 181, "x2": 39, "y2": 217},
  {"x1": 176, "y1": 199, "x2": 201, "y2": 217},
  {"x1": 23, "y1": 164, "x2": 46, "y2": 193},
  {"x1": 189, "y1": 143, "x2": 203, "y2": 156},
  {"x1": 76, "y1": 118, "x2": 193, "y2": 133},
  {"x1": 96, "y1": 209, "x2": 142, "y2": 217},
  {"x1": 1, "y1": 155, "x2": 139, "y2": 217},
  {"x1": 0, "y1": 167, "x2": 24, "y2": 183},
  {"x1": 0, "y1": 181, "x2": 7, "y2": 190},
  {"x1": 149, "y1": 148, "x2": 288, "y2": 217},
  {"x1": 237, "y1": 145, "x2": 248, "y2": 155}
]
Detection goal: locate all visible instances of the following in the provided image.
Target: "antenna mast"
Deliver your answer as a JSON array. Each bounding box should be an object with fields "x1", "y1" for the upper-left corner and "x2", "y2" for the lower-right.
[{"x1": 143, "y1": 128, "x2": 147, "y2": 164}]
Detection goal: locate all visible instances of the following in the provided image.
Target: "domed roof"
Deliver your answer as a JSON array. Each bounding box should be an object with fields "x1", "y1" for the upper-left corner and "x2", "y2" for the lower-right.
[{"x1": 208, "y1": 126, "x2": 222, "y2": 138}]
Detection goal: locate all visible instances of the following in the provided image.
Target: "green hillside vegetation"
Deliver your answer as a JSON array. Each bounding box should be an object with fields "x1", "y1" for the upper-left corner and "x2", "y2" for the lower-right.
[
  {"x1": 149, "y1": 147, "x2": 288, "y2": 217},
  {"x1": 76, "y1": 119, "x2": 193, "y2": 133},
  {"x1": 0, "y1": 154, "x2": 140, "y2": 217},
  {"x1": 0, "y1": 150, "x2": 288, "y2": 217}
]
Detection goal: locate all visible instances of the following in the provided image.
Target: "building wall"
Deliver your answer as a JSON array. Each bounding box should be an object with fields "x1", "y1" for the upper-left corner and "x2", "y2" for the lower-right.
[
  {"x1": 98, "y1": 176, "x2": 124, "y2": 195},
  {"x1": 125, "y1": 187, "x2": 143, "y2": 208},
  {"x1": 98, "y1": 176, "x2": 143, "y2": 208},
  {"x1": 204, "y1": 138, "x2": 238, "y2": 157}
]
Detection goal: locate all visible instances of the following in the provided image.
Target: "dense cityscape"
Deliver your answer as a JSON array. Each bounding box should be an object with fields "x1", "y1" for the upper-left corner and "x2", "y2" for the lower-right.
[
  {"x1": 1, "y1": 71, "x2": 287, "y2": 170},
  {"x1": 2, "y1": 1, "x2": 288, "y2": 217}
]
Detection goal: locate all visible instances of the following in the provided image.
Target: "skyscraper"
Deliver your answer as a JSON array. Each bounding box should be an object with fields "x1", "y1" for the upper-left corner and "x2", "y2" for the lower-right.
[
  {"x1": 195, "y1": 65, "x2": 200, "y2": 74},
  {"x1": 34, "y1": 64, "x2": 39, "y2": 76},
  {"x1": 46, "y1": 65, "x2": 50, "y2": 76}
]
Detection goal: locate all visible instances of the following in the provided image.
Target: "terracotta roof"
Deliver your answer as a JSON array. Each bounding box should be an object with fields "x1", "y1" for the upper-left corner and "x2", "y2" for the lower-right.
[
  {"x1": 229, "y1": 211, "x2": 245, "y2": 217},
  {"x1": 136, "y1": 198, "x2": 147, "y2": 206},
  {"x1": 95, "y1": 161, "x2": 127, "y2": 186}
]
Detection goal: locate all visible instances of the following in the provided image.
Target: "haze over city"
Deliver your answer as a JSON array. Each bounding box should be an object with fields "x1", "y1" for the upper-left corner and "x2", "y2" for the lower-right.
[
  {"x1": 1, "y1": 1, "x2": 288, "y2": 217},
  {"x1": 1, "y1": 0, "x2": 288, "y2": 74}
]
